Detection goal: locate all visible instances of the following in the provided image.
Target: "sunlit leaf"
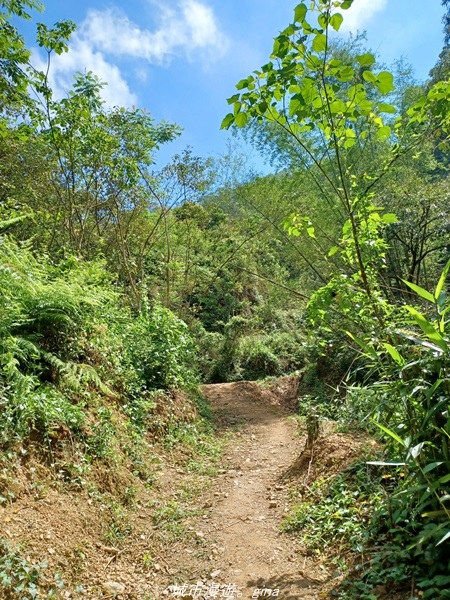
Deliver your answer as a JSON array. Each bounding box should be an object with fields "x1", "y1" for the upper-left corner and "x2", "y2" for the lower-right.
[
  {"x1": 377, "y1": 125, "x2": 391, "y2": 141},
  {"x1": 235, "y1": 112, "x2": 249, "y2": 128},
  {"x1": 330, "y1": 13, "x2": 343, "y2": 31},
  {"x1": 312, "y1": 33, "x2": 327, "y2": 53},
  {"x1": 403, "y1": 280, "x2": 435, "y2": 303},
  {"x1": 375, "y1": 71, "x2": 395, "y2": 95},
  {"x1": 382, "y1": 343, "x2": 404, "y2": 365},
  {"x1": 220, "y1": 113, "x2": 234, "y2": 129},
  {"x1": 294, "y1": 3, "x2": 307, "y2": 23},
  {"x1": 405, "y1": 306, "x2": 449, "y2": 352},
  {"x1": 362, "y1": 70, "x2": 377, "y2": 84},
  {"x1": 356, "y1": 53, "x2": 375, "y2": 66},
  {"x1": 435, "y1": 259, "x2": 450, "y2": 302},
  {"x1": 374, "y1": 422, "x2": 405, "y2": 446},
  {"x1": 378, "y1": 102, "x2": 397, "y2": 114},
  {"x1": 381, "y1": 213, "x2": 398, "y2": 224}
]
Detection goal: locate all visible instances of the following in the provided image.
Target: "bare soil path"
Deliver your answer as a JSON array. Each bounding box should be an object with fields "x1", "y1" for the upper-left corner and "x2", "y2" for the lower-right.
[{"x1": 169, "y1": 381, "x2": 329, "y2": 600}]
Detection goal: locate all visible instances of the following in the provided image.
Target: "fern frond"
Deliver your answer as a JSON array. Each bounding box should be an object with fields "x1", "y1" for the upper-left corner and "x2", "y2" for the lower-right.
[
  {"x1": 40, "y1": 351, "x2": 116, "y2": 397},
  {"x1": 0, "y1": 214, "x2": 29, "y2": 230}
]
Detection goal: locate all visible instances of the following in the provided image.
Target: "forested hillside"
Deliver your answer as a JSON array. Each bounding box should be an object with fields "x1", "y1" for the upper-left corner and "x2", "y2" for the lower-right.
[{"x1": 1, "y1": 0, "x2": 450, "y2": 598}]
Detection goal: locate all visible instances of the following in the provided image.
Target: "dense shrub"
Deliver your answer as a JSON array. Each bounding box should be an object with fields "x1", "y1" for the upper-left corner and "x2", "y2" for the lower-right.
[
  {"x1": 0, "y1": 232, "x2": 199, "y2": 445},
  {"x1": 122, "y1": 303, "x2": 198, "y2": 391}
]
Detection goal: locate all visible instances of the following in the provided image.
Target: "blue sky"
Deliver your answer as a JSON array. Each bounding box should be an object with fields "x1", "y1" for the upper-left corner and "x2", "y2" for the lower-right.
[{"x1": 26, "y1": 0, "x2": 446, "y2": 169}]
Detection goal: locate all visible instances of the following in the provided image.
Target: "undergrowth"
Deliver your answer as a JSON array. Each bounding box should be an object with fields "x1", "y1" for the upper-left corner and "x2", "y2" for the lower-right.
[
  {"x1": 0, "y1": 538, "x2": 65, "y2": 599},
  {"x1": 282, "y1": 460, "x2": 384, "y2": 557}
]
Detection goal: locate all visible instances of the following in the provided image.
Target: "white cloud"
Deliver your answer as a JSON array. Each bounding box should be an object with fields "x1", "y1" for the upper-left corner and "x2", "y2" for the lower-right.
[
  {"x1": 33, "y1": 0, "x2": 228, "y2": 107},
  {"x1": 78, "y1": 0, "x2": 228, "y2": 62},
  {"x1": 32, "y1": 40, "x2": 138, "y2": 107},
  {"x1": 340, "y1": 0, "x2": 388, "y2": 32}
]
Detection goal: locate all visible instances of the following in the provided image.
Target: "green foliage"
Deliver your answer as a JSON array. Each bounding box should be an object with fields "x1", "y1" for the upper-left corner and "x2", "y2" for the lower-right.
[
  {"x1": 197, "y1": 308, "x2": 309, "y2": 383},
  {"x1": 232, "y1": 329, "x2": 307, "y2": 381},
  {"x1": 220, "y1": 2, "x2": 450, "y2": 597},
  {"x1": 235, "y1": 336, "x2": 282, "y2": 380},
  {"x1": 0, "y1": 537, "x2": 64, "y2": 599},
  {"x1": 152, "y1": 499, "x2": 196, "y2": 527},
  {"x1": 283, "y1": 461, "x2": 384, "y2": 554},
  {"x1": 123, "y1": 303, "x2": 198, "y2": 391},
  {"x1": 0, "y1": 384, "x2": 85, "y2": 446},
  {"x1": 0, "y1": 235, "x2": 114, "y2": 445},
  {"x1": 335, "y1": 265, "x2": 450, "y2": 597},
  {"x1": 2, "y1": 2, "x2": 450, "y2": 595},
  {"x1": 0, "y1": 226, "x2": 199, "y2": 451}
]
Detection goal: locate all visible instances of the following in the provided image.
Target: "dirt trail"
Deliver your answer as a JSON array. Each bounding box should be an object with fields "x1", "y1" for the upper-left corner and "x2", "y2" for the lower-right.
[
  {"x1": 1, "y1": 378, "x2": 357, "y2": 599},
  {"x1": 176, "y1": 381, "x2": 328, "y2": 600}
]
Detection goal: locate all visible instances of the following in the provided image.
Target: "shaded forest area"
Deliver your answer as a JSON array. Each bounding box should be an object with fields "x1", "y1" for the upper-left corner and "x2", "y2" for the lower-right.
[{"x1": 1, "y1": 0, "x2": 450, "y2": 598}]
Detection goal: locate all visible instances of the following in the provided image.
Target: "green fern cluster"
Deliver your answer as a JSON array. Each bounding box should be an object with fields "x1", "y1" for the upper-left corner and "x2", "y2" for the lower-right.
[
  {"x1": 0, "y1": 227, "x2": 199, "y2": 448},
  {"x1": 0, "y1": 235, "x2": 115, "y2": 443}
]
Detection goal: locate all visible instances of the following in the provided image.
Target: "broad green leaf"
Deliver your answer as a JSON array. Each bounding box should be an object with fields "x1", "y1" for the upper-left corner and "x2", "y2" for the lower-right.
[
  {"x1": 356, "y1": 53, "x2": 375, "y2": 67},
  {"x1": 258, "y1": 101, "x2": 268, "y2": 114},
  {"x1": 235, "y1": 112, "x2": 249, "y2": 128},
  {"x1": 343, "y1": 137, "x2": 356, "y2": 149},
  {"x1": 318, "y1": 13, "x2": 328, "y2": 29},
  {"x1": 227, "y1": 93, "x2": 240, "y2": 105},
  {"x1": 346, "y1": 331, "x2": 379, "y2": 360},
  {"x1": 435, "y1": 259, "x2": 450, "y2": 301},
  {"x1": 220, "y1": 113, "x2": 234, "y2": 129},
  {"x1": 439, "y1": 473, "x2": 450, "y2": 484},
  {"x1": 374, "y1": 422, "x2": 405, "y2": 446},
  {"x1": 422, "y1": 462, "x2": 444, "y2": 474},
  {"x1": 272, "y1": 38, "x2": 280, "y2": 56},
  {"x1": 377, "y1": 125, "x2": 391, "y2": 141},
  {"x1": 328, "y1": 245, "x2": 340, "y2": 257},
  {"x1": 294, "y1": 3, "x2": 307, "y2": 23},
  {"x1": 329, "y1": 59, "x2": 343, "y2": 69},
  {"x1": 402, "y1": 280, "x2": 435, "y2": 303},
  {"x1": 381, "y1": 212, "x2": 398, "y2": 224},
  {"x1": 306, "y1": 54, "x2": 322, "y2": 69},
  {"x1": 312, "y1": 33, "x2": 327, "y2": 53},
  {"x1": 330, "y1": 100, "x2": 347, "y2": 113},
  {"x1": 378, "y1": 102, "x2": 397, "y2": 114},
  {"x1": 375, "y1": 71, "x2": 395, "y2": 94},
  {"x1": 341, "y1": 0, "x2": 354, "y2": 8},
  {"x1": 405, "y1": 306, "x2": 449, "y2": 352},
  {"x1": 306, "y1": 226, "x2": 316, "y2": 238},
  {"x1": 382, "y1": 342, "x2": 404, "y2": 365},
  {"x1": 362, "y1": 70, "x2": 377, "y2": 84},
  {"x1": 330, "y1": 13, "x2": 344, "y2": 31},
  {"x1": 236, "y1": 78, "x2": 249, "y2": 90},
  {"x1": 289, "y1": 97, "x2": 304, "y2": 117},
  {"x1": 335, "y1": 65, "x2": 355, "y2": 82}
]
